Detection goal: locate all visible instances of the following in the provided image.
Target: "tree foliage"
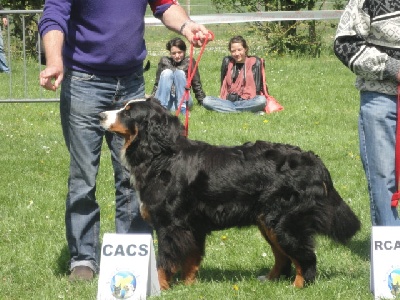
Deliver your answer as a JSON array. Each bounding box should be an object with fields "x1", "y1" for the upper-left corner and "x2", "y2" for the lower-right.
[
  {"x1": 2, "y1": 0, "x2": 44, "y2": 58},
  {"x1": 211, "y1": 0, "x2": 323, "y2": 56},
  {"x1": 2, "y1": 0, "x2": 43, "y2": 10}
]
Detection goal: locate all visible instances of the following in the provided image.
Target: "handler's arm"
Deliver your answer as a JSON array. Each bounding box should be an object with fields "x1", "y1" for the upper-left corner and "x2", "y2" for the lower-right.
[
  {"x1": 334, "y1": 0, "x2": 400, "y2": 82},
  {"x1": 39, "y1": 30, "x2": 64, "y2": 91}
]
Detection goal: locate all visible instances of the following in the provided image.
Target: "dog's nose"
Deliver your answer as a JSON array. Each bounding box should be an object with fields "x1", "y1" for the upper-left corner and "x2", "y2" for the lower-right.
[{"x1": 99, "y1": 112, "x2": 107, "y2": 121}]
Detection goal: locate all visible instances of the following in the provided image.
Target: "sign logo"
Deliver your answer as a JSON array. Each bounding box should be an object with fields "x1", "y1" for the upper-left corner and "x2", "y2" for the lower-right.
[
  {"x1": 388, "y1": 268, "x2": 400, "y2": 297},
  {"x1": 110, "y1": 271, "x2": 137, "y2": 299}
]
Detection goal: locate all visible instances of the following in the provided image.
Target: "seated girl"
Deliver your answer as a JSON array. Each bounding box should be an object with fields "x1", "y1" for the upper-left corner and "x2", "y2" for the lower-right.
[
  {"x1": 203, "y1": 35, "x2": 267, "y2": 113},
  {"x1": 152, "y1": 37, "x2": 205, "y2": 113}
]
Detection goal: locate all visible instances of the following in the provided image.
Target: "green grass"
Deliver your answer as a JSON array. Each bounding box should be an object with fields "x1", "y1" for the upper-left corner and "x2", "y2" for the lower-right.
[{"x1": 0, "y1": 24, "x2": 374, "y2": 299}]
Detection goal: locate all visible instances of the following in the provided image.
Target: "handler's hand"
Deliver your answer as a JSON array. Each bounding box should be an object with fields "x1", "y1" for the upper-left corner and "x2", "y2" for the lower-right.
[
  {"x1": 40, "y1": 65, "x2": 63, "y2": 91},
  {"x1": 182, "y1": 21, "x2": 214, "y2": 47}
]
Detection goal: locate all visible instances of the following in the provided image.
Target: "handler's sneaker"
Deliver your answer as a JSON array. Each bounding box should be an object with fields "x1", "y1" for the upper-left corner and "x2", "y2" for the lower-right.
[{"x1": 69, "y1": 266, "x2": 94, "y2": 281}]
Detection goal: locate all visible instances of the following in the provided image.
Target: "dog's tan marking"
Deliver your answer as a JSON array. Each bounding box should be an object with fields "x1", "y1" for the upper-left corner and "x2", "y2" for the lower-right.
[
  {"x1": 121, "y1": 125, "x2": 138, "y2": 151},
  {"x1": 181, "y1": 251, "x2": 202, "y2": 285},
  {"x1": 291, "y1": 258, "x2": 305, "y2": 288},
  {"x1": 158, "y1": 264, "x2": 179, "y2": 290},
  {"x1": 107, "y1": 121, "x2": 130, "y2": 137},
  {"x1": 157, "y1": 268, "x2": 172, "y2": 290},
  {"x1": 140, "y1": 203, "x2": 152, "y2": 224}
]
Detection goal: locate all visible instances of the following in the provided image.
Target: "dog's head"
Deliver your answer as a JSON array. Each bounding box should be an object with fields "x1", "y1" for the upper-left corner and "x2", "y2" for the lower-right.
[{"x1": 99, "y1": 97, "x2": 184, "y2": 155}]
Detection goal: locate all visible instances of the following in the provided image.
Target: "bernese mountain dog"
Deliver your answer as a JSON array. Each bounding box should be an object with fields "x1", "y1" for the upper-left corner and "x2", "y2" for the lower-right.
[{"x1": 99, "y1": 97, "x2": 360, "y2": 290}]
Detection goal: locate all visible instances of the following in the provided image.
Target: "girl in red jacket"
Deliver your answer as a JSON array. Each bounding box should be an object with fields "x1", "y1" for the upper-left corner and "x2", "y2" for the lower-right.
[{"x1": 203, "y1": 36, "x2": 267, "y2": 113}]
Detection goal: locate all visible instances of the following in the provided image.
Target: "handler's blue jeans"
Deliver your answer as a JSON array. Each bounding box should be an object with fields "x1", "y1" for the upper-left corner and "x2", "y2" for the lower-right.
[
  {"x1": 60, "y1": 69, "x2": 152, "y2": 273},
  {"x1": 203, "y1": 95, "x2": 267, "y2": 113},
  {"x1": 0, "y1": 31, "x2": 10, "y2": 73},
  {"x1": 155, "y1": 69, "x2": 193, "y2": 113},
  {"x1": 359, "y1": 91, "x2": 400, "y2": 226}
]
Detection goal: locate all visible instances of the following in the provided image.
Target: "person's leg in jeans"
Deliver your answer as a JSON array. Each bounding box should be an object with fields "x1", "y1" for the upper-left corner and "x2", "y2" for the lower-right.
[
  {"x1": 155, "y1": 69, "x2": 174, "y2": 109},
  {"x1": 0, "y1": 31, "x2": 10, "y2": 73},
  {"x1": 359, "y1": 91, "x2": 400, "y2": 226},
  {"x1": 60, "y1": 69, "x2": 152, "y2": 276},
  {"x1": 203, "y1": 95, "x2": 266, "y2": 113},
  {"x1": 173, "y1": 70, "x2": 193, "y2": 113},
  {"x1": 203, "y1": 96, "x2": 238, "y2": 113},
  {"x1": 233, "y1": 95, "x2": 267, "y2": 113}
]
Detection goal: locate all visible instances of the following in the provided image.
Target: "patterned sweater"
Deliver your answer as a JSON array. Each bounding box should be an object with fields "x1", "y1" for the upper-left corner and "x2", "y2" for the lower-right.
[{"x1": 334, "y1": 0, "x2": 400, "y2": 95}]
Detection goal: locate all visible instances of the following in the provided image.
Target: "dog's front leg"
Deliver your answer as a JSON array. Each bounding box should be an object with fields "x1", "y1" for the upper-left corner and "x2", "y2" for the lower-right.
[
  {"x1": 181, "y1": 251, "x2": 202, "y2": 286},
  {"x1": 158, "y1": 268, "x2": 172, "y2": 290}
]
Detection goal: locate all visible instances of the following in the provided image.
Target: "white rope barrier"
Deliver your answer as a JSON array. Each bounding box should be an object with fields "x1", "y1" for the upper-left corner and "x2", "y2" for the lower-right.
[{"x1": 145, "y1": 10, "x2": 344, "y2": 25}]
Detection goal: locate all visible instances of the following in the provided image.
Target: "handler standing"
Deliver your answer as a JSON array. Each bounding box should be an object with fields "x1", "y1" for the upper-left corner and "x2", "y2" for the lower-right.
[
  {"x1": 38, "y1": 0, "x2": 212, "y2": 281},
  {"x1": 334, "y1": 0, "x2": 400, "y2": 226}
]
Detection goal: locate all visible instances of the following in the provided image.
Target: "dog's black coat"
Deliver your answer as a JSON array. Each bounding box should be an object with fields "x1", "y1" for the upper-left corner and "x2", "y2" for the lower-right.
[{"x1": 100, "y1": 98, "x2": 361, "y2": 289}]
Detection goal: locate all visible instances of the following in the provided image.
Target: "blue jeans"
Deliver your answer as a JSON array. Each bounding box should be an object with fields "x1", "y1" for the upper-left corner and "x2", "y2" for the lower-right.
[
  {"x1": 359, "y1": 91, "x2": 400, "y2": 226},
  {"x1": 60, "y1": 69, "x2": 153, "y2": 273},
  {"x1": 203, "y1": 95, "x2": 267, "y2": 113},
  {"x1": 154, "y1": 69, "x2": 193, "y2": 113},
  {"x1": 0, "y1": 31, "x2": 10, "y2": 73}
]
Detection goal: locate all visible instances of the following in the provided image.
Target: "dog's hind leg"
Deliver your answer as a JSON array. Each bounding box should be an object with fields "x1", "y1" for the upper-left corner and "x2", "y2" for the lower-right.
[
  {"x1": 257, "y1": 219, "x2": 291, "y2": 280},
  {"x1": 257, "y1": 217, "x2": 317, "y2": 288},
  {"x1": 263, "y1": 227, "x2": 306, "y2": 288}
]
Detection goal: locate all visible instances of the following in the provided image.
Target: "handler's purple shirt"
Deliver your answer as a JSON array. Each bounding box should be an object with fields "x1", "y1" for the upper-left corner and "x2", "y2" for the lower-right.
[{"x1": 39, "y1": 0, "x2": 174, "y2": 76}]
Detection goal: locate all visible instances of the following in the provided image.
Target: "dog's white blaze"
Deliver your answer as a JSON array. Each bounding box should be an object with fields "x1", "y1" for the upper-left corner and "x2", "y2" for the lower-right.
[{"x1": 100, "y1": 109, "x2": 119, "y2": 130}]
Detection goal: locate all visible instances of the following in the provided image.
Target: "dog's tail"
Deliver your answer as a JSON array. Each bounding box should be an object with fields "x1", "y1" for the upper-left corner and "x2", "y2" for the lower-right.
[{"x1": 324, "y1": 186, "x2": 361, "y2": 244}]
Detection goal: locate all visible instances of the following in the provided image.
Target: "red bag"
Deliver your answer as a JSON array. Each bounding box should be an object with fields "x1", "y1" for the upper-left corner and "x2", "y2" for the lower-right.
[{"x1": 260, "y1": 58, "x2": 283, "y2": 114}]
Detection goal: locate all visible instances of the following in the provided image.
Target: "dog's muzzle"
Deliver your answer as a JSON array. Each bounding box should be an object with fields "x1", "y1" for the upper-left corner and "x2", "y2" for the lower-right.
[{"x1": 99, "y1": 111, "x2": 116, "y2": 130}]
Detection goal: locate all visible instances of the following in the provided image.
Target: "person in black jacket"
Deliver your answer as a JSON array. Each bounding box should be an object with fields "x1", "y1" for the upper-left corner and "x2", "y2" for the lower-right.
[
  {"x1": 0, "y1": 5, "x2": 9, "y2": 73},
  {"x1": 152, "y1": 37, "x2": 206, "y2": 113}
]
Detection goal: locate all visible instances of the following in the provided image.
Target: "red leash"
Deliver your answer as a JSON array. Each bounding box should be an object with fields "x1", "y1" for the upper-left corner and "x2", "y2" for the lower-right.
[
  {"x1": 391, "y1": 83, "x2": 400, "y2": 207},
  {"x1": 176, "y1": 31, "x2": 214, "y2": 137}
]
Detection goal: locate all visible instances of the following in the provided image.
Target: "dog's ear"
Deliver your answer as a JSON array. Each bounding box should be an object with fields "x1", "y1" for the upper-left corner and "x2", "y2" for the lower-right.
[{"x1": 144, "y1": 99, "x2": 184, "y2": 154}]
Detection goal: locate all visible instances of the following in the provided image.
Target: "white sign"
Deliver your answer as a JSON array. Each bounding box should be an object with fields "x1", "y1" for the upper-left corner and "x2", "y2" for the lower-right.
[
  {"x1": 97, "y1": 233, "x2": 160, "y2": 300},
  {"x1": 371, "y1": 226, "x2": 400, "y2": 299}
]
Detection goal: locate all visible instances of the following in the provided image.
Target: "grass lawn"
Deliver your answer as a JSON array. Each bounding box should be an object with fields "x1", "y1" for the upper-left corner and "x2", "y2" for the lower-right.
[{"x1": 0, "y1": 21, "x2": 374, "y2": 299}]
